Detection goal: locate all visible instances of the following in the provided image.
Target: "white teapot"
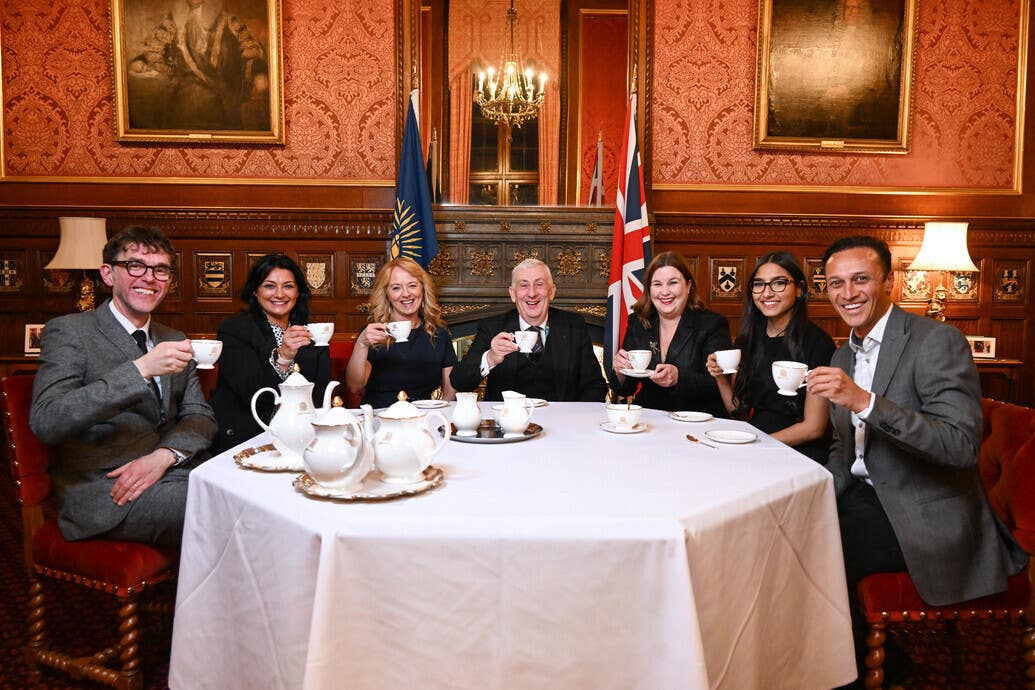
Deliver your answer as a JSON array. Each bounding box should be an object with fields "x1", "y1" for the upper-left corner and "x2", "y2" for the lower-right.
[
  {"x1": 373, "y1": 392, "x2": 450, "y2": 484},
  {"x1": 498, "y1": 390, "x2": 533, "y2": 437},
  {"x1": 303, "y1": 397, "x2": 369, "y2": 491},
  {"x1": 251, "y1": 367, "x2": 339, "y2": 465}
]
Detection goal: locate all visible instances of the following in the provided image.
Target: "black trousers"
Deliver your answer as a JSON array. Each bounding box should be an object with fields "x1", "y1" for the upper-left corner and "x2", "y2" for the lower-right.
[{"x1": 837, "y1": 479, "x2": 908, "y2": 688}]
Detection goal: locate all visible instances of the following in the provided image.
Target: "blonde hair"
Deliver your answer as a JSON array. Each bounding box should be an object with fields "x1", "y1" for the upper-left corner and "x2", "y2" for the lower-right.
[{"x1": 368, "y1": 257, "x2": 447, "y2": 340}]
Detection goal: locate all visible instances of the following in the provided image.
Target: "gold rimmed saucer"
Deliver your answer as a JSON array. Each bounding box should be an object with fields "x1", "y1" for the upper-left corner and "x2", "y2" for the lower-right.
[
  {"x1": 293, "y1": 466, "x2": 444, "y2": 501},
  {"x1": 234, "y1": 443, "x2": 304, "y2": 472}
]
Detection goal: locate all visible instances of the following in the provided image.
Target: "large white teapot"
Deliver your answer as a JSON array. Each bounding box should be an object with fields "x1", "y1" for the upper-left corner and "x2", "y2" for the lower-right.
[
  {"x1": 373, "y1": 392, "x2": 450, "y2": 484},
  {"x1": 251, "y1": 367, "x2": 339, "y2": 465},
  {"x1": 303, "y1": 397, "x2": 369, "y2": 491}
]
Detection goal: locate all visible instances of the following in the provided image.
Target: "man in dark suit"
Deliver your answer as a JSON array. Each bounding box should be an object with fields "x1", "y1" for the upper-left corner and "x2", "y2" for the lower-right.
[
  {"x1": 450, "y1": 259, "x2": 607, "y2": 402},
  {"x1": 807, "y1": 235, "x2": 1026, "y2": 682},
  {"x1": 30, "y1": 226, "x2": 216, "y2": 546}
]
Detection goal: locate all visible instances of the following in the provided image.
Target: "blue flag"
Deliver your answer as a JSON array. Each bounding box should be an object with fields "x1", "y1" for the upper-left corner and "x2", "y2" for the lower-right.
[{"x1": 391, "y1": 90, "x2": 438, "y2": 268}]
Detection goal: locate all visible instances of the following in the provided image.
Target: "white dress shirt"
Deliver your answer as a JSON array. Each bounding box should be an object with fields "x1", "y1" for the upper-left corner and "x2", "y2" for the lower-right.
[{"x1": 848, "y1": 306, "x2": 893, "y2": 483}]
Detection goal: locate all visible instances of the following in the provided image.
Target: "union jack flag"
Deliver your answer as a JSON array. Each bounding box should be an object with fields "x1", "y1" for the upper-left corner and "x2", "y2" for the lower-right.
[{"x1": 604, "y1": 93, "x2": 652, "y2": 381}]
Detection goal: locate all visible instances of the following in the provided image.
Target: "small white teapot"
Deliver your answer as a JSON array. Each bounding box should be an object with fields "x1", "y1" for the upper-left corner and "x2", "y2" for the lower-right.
[
  {"x1": 498, "y1": 390, "x2": 533, "y2": 437},
  {"x1": 251, "y1": 367, "x2": 339, "y2": 465},
  {"x1": 303, "y1": 397, "x2": 369, "y2": 491},
  {"x1": 373, "y1": 392, "x2": 451, "y2": 484}
]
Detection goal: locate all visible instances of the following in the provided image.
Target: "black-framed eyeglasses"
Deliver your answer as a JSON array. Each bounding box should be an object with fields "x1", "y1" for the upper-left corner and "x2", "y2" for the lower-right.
[
  {"x1": 110, "y1": 260, "x2": 174, "y2": 282},
  {"x1": 750, "y1": 277, "x2": 791, "y2": 294}
]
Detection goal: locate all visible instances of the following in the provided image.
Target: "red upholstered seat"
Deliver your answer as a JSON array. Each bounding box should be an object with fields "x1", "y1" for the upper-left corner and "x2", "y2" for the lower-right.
[
  {"x1": 32, "y1": 521, "x2": 176, "y2": 595},
  {"x1": 2, "y1": 373, "x2": 176, "y2": 690},
  {"x1": 854, "y1": 397, "x2": 1035, "y2": 688}
]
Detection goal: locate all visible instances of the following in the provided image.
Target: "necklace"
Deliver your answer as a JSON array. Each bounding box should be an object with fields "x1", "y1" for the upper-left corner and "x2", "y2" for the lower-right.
[{"x1": 766, "y1": 326, "x2": 786, "y2": 338}]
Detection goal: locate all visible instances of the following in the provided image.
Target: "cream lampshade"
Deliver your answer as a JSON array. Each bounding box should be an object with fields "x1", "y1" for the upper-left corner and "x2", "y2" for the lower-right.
[
  {"x1": 45, "y1": 217, "x2": 108, "y2": 311},
  {"x1": 906, "y1": 222, "x2": 978, "y2": 321}
]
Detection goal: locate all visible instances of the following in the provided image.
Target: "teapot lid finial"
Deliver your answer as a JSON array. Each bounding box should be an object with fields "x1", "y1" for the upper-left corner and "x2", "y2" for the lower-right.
[
  {"x1": 332, "y1": 396, "x2": 344, "y2": 408},
  {"x1": 294, "y1": 363, "x2": 301, "y2": 373},
  {"x1": 398, "y1": 391, "x2": 408, "y2": 402},
  {"x1": 379, "y1": 390, "x2": 421, "y2": 419}
]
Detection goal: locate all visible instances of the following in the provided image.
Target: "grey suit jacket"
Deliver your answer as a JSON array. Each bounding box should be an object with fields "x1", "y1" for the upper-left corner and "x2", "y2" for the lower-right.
[
  {"x1": 828, "y1": 306, "x2": 1026, "y2": 605},
  {"x1": 30, "y1": 300, "x2": 217, "y2": 539}
]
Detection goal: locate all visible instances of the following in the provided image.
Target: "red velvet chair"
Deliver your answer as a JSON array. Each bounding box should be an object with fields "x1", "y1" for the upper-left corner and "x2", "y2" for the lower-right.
[
  {"x1": 329, "y1": 339, "x2": 363, "y2": 407},
  {"x1": 1, "y1": 374, "x2": 177, "y2": 690},
  {"x1": 855, "y1": 398, "x2": 1035, "y2": 688}
]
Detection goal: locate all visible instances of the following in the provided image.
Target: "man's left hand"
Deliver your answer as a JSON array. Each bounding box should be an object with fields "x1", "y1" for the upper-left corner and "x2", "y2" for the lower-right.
[{"x1": 107, "y1": 449, "x2": 175, "y2": 506}]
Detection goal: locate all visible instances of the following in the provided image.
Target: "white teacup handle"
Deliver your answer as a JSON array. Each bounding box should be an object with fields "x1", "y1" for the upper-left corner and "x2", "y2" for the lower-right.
[
  {"x1": 425, "y1": 410, "x2": 451, "y2": 456},
  {"x1": 250, "y1": 387, "x2": 279, "y2": 434}
]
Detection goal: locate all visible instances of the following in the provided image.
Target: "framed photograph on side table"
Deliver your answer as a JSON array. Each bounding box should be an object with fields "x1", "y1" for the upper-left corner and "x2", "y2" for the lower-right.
[
  {"x1": 24, "y1": 324, "x2": 45, "y2": 356},
  {"x1": 966, "y1": 336, "x2": 996, "y2": 360}
]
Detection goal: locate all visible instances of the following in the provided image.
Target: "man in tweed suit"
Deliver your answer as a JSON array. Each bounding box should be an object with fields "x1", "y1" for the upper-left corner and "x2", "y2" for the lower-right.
[{"x1": 30, "y1": 226, "x2": 216, "y2": 546}]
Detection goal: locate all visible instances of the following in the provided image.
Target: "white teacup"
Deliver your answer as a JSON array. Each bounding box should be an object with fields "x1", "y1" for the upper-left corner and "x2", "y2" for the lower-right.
[
  {"x1": 715, "y1": 348, "x2": 742, "y2": 374},
  {"x1": 627, "y1": 349, "x2": 652, "y2": 372},
  {"x1": 772, "y1": 360, "x2": 809, "y2": 396},
  {"x1": 513, "y1": 330, "x2": 539, "y2": 353},
  {"x1": 307, "y1": 322, "x2": 334, "y2": 347},
  {"x1": 191, "y1": 339, "x2": 223, "y2": 369},
  {"x1": 606, "y1": 403, "x2": 643, "y2": 430},
  {"x1": 387, "y1": 321, "x2": 412, "y2": 342}
]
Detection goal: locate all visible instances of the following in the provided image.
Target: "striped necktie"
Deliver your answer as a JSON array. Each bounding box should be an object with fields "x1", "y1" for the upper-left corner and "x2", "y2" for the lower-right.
[{"x1": 132, "y1": 330, "x2": 164, "y2": 416}]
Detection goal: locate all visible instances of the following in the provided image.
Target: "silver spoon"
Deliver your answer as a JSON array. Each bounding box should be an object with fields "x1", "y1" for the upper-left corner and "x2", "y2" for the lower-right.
[{"x1": 686, "y1": 434, "x2": 716, "y2": 449}]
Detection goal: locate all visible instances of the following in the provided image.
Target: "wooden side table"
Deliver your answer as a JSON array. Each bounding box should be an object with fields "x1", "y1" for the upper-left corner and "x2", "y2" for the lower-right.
[{"x1": 974, "y1": 359, "x2": 1023, "y2": 403}]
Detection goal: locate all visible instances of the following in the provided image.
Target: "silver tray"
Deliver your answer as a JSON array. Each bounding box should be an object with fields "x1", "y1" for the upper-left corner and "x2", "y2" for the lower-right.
[
  {"x1": 293, "y1": 466, "x2": 444, "y2": 501},
  {"x1": 234, "y1": 443, "x2": 303, "y2": 472},
  {"x1": 444, "y1": 421, "x2": 543, "y2": 444}
]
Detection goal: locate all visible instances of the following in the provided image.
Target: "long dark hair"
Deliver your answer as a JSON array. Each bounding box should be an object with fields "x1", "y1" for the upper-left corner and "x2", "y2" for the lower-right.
[
  {"x1": 240, "y1": 254, "x2": 312, "y2": 325},
  {"x1": 631, "y1": 251, "x2": 704, "y2": 328},
  {"x1": 731, "y1": 252, "x2": 809, "y2": 416}
]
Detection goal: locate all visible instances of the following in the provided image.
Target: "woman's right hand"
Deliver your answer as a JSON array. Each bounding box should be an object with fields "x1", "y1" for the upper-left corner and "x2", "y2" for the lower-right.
[
  {"x1": 705, "y1": 353, "x2": 724, "y2": 378},
  {"x1": 359, "y1": 322, "x2": 391, "y2": 348},
  {"x1": 612, "y1": 349, "x2": 632, "y2": 374}
]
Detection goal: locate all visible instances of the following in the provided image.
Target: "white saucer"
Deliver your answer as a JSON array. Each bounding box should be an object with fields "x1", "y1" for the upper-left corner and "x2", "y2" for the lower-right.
[
  {"x1": 619, "y1": 368, "x2": 655, "y2": 378},
  {"x1": 195, "y1": 364, "x2": 215, "y2": 370},
  {"x1": 313, "y1": 343, "x2": 330, "y2": 347},
  {"x1": 234, "y1": 444, "x2": 305, "y2": 472},
  {"x1": 722, "y1": 369, "x2": 738, "y2": 374},
  {"x1": 704, "y1": 429, "x2": 757, "y2": 444},
  {"x1": 670, "y1": 411, "x2": 713, "y2": 422},
  {"x1": 600, "y1": 421, "x2": 648, "y2": 434},
  {"x1": 777, "y1": 389, "x2": 801, "y2": 397},
  {"x1": 413, "y1": 399, "x2": 449, "y2": 409}
]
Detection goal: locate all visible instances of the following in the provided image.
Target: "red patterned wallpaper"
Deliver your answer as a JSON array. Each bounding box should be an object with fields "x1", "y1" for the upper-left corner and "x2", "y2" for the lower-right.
[
  {"x1": 577, "y1": 12, "x2": 626, "y2": 205},
  {"x1": 1, "y1": 0, "x2": 396, "y2": 181},
  {"x1": 651, "y1": 0, "x2": 1023, "y2": 189}
]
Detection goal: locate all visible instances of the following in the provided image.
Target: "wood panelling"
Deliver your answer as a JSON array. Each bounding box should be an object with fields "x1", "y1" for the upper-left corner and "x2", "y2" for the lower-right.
[{"x1": 1, "y1": 207, "x2": 1031, "y2": 405}]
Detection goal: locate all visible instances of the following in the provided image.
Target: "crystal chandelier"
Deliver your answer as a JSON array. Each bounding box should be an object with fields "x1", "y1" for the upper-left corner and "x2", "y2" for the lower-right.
[{"x1": 474, "y1": 0, "x2": 546, "y2": 129}]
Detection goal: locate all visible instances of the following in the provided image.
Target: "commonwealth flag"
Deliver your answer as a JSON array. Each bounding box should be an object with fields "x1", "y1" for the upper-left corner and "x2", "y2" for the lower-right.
[
  {"x1": 604, "y1": 93, "x2": 652, "y2": 379},
  {"x1": 391, "y1": 89, "x2": 438, "y2": 268}
]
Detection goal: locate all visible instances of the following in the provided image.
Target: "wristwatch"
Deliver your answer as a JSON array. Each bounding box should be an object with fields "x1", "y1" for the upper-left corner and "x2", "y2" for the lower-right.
[{"x1": 168, "y1": 448, "x2": 190, "y2": 466}]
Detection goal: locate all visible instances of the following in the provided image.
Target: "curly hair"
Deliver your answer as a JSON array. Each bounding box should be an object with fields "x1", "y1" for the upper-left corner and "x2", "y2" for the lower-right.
[
  {"x1": 368, "y1": 257, "x2": 447, "y2": 341},
  {"x1": 631, "y1": 251, "x2": 704, "y2": 328},
  {"x1": 240, "y1": 254, "x2": 312, "y2": 325},
  {"x1": 102, "y1": 225, "x2": 174, "y2": 265}
]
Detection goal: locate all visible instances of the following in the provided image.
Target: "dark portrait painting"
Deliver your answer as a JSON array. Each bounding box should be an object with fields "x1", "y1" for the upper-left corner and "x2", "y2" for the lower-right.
[
  {"x1": 112, "y1": 0, "x2": 284, "y2": 143},
  {"x1": 753, "y1": 0, "x2": 917, "y2": 153}
]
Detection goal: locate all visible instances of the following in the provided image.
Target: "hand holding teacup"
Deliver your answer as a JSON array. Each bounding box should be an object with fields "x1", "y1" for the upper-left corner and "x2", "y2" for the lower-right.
[
  {"x1": 486, "y1": 331, "x2": 520, "y2": 367},
  {"x1": 806, "y1": 365, "x2": 872, "y2": 413},
  {"x1": 714, "y1": 348, "x2": 741, "y2": 374},
  {"x1": 307, "y1": 322, "x2": 334, "y2": 347},
  {"x1": 649, "y1": 362, "x2": 679, "y2": 388},
  {"x1": 513, "y1": 329, "x2": 539, "y2": 353},
  {"x1": 277, "y1": 325, "x2": 314, "y2": 360},
  {"x1": 357, "y1": 322, "x2": 391, "y2": 348},
  {"x1": 387, "y1": 320, "x2": 412, "y2": 342},
  {"x1": 771, "y1": 360, "x2": 809, "y2": 396}
]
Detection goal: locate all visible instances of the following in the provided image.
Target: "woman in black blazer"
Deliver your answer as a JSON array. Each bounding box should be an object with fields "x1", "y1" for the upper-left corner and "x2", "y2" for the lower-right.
[
  {"x1": 610, "y1": 251, "x2": 730, "y2": 415},
  {"x1": 209, "y1": 254, "x2": 331, "y2": 453}
]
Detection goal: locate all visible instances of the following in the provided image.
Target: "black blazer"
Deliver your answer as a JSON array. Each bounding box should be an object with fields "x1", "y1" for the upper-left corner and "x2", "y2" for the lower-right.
[
  {"x1": 209, "y1": 311, "x2": 331, "y2": 453},
  {"x1": 610, "y1": 308, "x2": 730, "y2": 414},
  {"x1": 450, "y1": 307, "x2": 608, "y2": 402}
]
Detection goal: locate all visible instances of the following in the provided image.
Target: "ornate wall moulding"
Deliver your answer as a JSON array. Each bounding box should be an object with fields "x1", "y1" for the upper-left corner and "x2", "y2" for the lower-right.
[
  {"x1": 468, "y1": 249, "x2": 498, "y2": 277},
  {"x1": 427, "y1": 249, "x2": 455, "y2": 277},
  {"x1": 555, "y1": 249, "x2": 584, "y2": 278}
]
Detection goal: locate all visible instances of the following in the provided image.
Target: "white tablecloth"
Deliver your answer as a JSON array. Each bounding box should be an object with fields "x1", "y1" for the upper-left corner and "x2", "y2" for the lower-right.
[{"x1": 169, "y1": 403, "x2": 855, "y2": 690}]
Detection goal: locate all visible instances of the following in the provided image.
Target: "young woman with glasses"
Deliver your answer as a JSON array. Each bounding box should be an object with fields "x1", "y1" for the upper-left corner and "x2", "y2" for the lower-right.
[{"x1": 706, "y1": 252, "x2": 835, "y2": 463}]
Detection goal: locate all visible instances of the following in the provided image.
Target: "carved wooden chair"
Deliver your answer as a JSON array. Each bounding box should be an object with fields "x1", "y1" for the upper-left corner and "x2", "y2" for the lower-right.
[
  {"x1": 1, "y1": 373, "x2": 178, "y2": 690},
  {"x1": 855, "y1": 398, "x2": 1035, "y2": 689}
]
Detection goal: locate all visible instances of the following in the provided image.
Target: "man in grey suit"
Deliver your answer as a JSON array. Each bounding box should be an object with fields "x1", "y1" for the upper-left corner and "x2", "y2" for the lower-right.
[
  {"x1": 808, "y1": 235, "x2": 1026, "y2": 683},
  {"x1": 30, "y1": 226, "x2": 216, "y2": 546}
]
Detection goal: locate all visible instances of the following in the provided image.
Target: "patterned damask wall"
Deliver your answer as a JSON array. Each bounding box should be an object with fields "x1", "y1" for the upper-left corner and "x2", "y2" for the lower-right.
[
  {"x1": 1, "y1": 0, "x2": 396, "y2": 180},
  {"x1": 652, "y1": 0, "x2": 1023, "y2": 189}
]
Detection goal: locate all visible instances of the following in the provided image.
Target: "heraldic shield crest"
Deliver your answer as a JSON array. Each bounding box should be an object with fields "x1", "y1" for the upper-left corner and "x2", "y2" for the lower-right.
[{"x1": 718, "y1": 266, "x2": 737, "y2": 293}]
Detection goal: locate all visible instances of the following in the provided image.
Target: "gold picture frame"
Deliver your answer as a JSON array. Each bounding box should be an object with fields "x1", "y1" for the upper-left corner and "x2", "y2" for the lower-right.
[
  {"x1": 111, "y1": 0, "x2": 285, "y2": 143},
  {"x1": 753, "y1": 0, "x2": 918, "y2": 153}
]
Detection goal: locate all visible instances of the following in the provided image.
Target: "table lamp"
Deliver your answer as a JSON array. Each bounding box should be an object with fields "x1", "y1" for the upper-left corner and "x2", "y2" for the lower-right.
[
  {"x1": 45, "y1": 217, "x2": 108, "y2": 312},
  {"x1": 906, "y1": 221, "x2": 979, "y2": 321}
]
